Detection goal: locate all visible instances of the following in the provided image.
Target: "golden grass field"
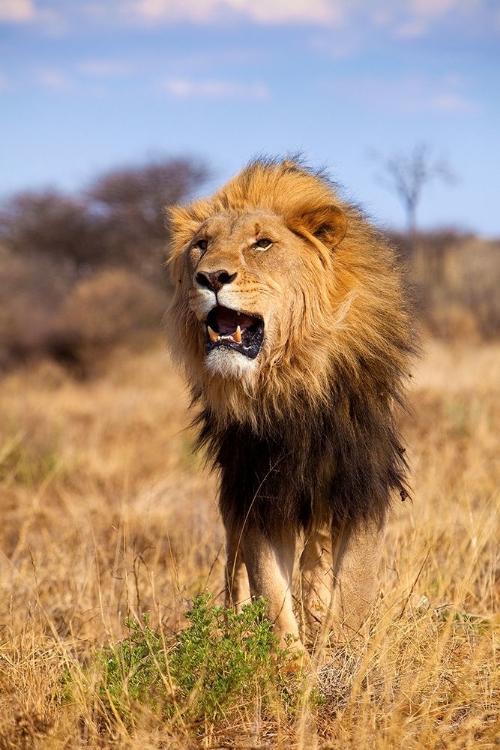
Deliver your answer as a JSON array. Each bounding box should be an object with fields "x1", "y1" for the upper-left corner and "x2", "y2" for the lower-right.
[{"x1": 0, "y1": 337, "x2": 499, "y2": 748}]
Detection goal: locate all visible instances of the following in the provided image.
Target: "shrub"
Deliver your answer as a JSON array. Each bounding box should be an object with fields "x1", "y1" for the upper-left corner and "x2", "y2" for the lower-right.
[
  {"x1": 91, "y1": 595, "x2": 298, "y2": 731},
  {"x1": 390, "y1": 230, "x2": 500, "y2": 340},
  {"x1": 0, "y1": 156, "x2": 209, "y2": 371},
  {"x1": 49, "y1": 268, "x2": 168, "y2": 370},
  {"x1": 0, "y1": 190, "x2": 95, "y2": 267},
  {"x1": 0, "y1": 157, "x2": 209, "y2": 279},
  {"x1": 0, "y1": 250, "x2": 71, "y2": 368}
]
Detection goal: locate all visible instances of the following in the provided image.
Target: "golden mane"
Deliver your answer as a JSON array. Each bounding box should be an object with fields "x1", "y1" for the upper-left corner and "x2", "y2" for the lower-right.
[{"x1": 167, "y1": 157, "x2": 414, "y2": 434}]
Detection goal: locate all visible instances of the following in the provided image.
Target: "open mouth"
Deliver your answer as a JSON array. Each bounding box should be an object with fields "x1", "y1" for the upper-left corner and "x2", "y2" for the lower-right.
[{"x1": 205, "y1": 306, "x2": 264, "y2": 359}]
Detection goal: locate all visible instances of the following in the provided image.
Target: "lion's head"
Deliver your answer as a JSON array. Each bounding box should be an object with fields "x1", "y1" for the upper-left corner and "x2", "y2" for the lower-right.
[{"x1": 166, "y1": 158, "x2": 413, "y2": 430}]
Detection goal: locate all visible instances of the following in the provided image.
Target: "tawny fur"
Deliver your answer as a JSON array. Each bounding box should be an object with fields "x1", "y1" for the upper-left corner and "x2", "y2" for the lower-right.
[{"x1": 165, "y1": 157, "x2": 416, "y2": 650}]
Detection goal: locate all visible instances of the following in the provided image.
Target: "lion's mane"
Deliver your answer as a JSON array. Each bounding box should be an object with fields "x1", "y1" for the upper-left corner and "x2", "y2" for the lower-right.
[{"x1": 167, "y1": 157, "x2": 416, "y2": 535}]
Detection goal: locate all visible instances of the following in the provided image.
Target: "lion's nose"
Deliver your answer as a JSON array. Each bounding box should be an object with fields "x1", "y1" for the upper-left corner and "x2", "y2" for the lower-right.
[{"x1": 195, "y1": 270, "x2": 238, "y2": 293}]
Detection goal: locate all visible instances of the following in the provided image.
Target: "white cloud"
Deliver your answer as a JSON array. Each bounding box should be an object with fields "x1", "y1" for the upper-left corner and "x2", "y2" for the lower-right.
[
  {"x1": 78, "y1": 60, "x2": 134, "y2": 76},
  {"x1": 324, "y1": 73, "x2": 479, "y2": 114},
  {"x1": 163, "y1": 77, "x2": 270, "y2": 100},
  {"x1": 410, "y1": 0, "x2": 459, "y2": 17},
  {"x1": 429, "y1": 92, "x2": 479, "y2": 113},
  {"x1": 115, "y1": 0, "x2": 500, "y2": 45},
  {"x1": 35, "y1": 68, "x2": 72, "y2": 91},
  {"x1": 388, "y1": 0, "x2": 492, "y2": 38},
  {"x1": 394, "y1": 19, "x2": 428, "y2": 38},
  {"x1": 0, "y1": 2, "x2": 67, "y2": 34},
  {"x1": 0, "y1": 0, "x2": 35, "y2": 22},
  {"x1": 128, "y1": 0, "x2": 340, "y2": 24},
  {"x1": 2, "y1": 0, "x2": 497, "y2": 39}
]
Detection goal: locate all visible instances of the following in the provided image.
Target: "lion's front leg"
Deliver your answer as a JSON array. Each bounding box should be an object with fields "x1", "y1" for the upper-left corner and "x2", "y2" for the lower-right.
[
  {"x1": 327, "y1": 517, "x2": 387, "y2": 642},
  {"x1": 225, "y1": 528, "x2": 250, "y2": 611},
  {"x1": 238, "y1": 527, "x2": 303, "y2": 652},
  {"x1": 300, "y1": 527, "x2": 333, "y2": 640}
]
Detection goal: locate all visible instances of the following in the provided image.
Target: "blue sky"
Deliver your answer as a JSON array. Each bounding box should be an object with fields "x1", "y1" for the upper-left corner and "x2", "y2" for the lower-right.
[{"x1": 1, "y1": 0, "x2": 499, "y2": 234}]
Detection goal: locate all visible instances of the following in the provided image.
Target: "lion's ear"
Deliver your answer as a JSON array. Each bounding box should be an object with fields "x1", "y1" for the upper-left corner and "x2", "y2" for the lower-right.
[{"x1": 288, "y1": 204, "x2": 347, "y2": 249}]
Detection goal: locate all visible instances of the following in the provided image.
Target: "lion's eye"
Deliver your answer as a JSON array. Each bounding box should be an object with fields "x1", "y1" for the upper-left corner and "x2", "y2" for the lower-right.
[
  {"x1": 254, "y1": 238, "x2": 272, "y2": 250},
  {"x1": 193, "y1": 239, "x2": 208, "y2": 252}
]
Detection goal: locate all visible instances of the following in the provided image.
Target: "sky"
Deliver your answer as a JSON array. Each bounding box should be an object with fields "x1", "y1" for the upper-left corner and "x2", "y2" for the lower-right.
[{"x1": 1, "y1": 0, "x2": 499, "y2": 235}]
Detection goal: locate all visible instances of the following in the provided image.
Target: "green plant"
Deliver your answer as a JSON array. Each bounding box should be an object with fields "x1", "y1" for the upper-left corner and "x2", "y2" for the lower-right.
[
  {"x1": 92, "y1": 594, "x2": 300, "y2": 730},
  {"x1": 96, "y1": 612, "x2": 168, "y2": 719}
]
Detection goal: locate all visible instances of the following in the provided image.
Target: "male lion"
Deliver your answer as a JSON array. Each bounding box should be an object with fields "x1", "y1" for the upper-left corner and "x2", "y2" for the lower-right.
[{"x1": 166, "y1": 157, "x2": 414, "y2": 654}]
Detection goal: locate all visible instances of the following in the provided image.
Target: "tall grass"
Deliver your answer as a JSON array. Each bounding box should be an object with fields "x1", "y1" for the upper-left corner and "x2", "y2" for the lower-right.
[{"x1": 0, "y1": 341, "x2": 498, "y2": 748}]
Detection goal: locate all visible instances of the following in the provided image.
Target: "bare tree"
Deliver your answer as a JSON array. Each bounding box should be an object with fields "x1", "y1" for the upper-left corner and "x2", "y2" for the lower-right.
[
  {"x1": 85, "y1": 157, "x2": 209, "y2": 277},
  {"x1": 86, "y1": 157, "x2": 209, "y2": 241},
  {"x1": 371, "y1": 142, "x2": 455, "y2": 234}
]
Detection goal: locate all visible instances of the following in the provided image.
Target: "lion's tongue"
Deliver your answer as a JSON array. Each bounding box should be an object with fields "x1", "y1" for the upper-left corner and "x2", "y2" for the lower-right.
[{"x1": 215, "y1": 308, "x2": 255, "y2": 335}]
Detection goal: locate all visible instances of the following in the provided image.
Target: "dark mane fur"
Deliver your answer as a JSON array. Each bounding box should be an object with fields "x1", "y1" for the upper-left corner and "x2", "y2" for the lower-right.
[{"x1": 196, "y1": 359, "x2": 410, "y2": 536}]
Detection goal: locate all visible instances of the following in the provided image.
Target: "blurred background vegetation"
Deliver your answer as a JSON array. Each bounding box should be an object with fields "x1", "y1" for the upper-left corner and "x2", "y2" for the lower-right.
[
  {"x1": 1, "y1": 154, "x2": 499, "y2": 375},
  {"x1": 0, "y1": 156, "x2": 208, "y2": 373}
]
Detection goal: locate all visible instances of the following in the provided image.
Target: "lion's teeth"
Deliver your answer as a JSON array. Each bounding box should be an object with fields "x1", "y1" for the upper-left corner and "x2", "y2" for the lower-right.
[
  {"x1": 208, "y1": 324, "x2": 242, "y2": 344},
  {"x1": 207, "y1": 325, "x2": 219, "y2": 343}
]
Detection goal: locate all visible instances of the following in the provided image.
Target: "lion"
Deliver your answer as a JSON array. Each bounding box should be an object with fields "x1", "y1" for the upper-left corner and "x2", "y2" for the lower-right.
[{"x1": 165, "y1": 157, "x2": 415, "y2": 654}]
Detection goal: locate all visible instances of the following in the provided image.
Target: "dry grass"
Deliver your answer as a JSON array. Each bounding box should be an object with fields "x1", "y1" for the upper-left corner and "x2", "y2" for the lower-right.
[{"x1": 0, "y1": 338, "x2": 499, "y2": 748}]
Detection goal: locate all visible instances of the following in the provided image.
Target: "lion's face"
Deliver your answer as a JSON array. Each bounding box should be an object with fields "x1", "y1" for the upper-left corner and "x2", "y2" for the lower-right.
[{"x1": 178, "y1": 208, "x2": 328, "y2": 380}]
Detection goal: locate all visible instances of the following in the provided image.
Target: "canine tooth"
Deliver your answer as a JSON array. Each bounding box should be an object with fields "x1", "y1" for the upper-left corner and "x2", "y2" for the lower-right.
[
  {"x1": 207, "y1": 325, "x2": 219, "y2": 343},
  {"x1": 234, "y1": 325, "x2": 242, "y2": 343}
]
